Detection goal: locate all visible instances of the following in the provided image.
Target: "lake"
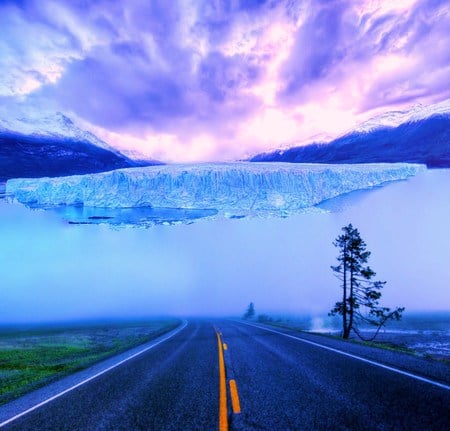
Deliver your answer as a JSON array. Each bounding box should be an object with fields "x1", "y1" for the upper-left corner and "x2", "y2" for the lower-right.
[{"x1": 0, "y1": 168, "x2": 449, "y2": 329}]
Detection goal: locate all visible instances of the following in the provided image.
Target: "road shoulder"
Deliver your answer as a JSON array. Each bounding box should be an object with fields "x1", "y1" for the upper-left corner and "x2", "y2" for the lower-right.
[
  {"x1": 235, "y1": 320, "x2": 450, "y2": 388},
  {"x1": 0, "y1": 320, "x2": 187, "y2": 427}
]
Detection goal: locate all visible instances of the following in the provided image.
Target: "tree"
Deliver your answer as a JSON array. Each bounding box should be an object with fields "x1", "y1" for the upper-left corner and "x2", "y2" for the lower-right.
[
  {"x1": 257, "y1": 314, "x2": 273, "y2": 323},
  {"x1": 243, "y1": 302, "x2": 255, "y2": 320},
  {"x1": 329, "y1": 224, "x2": 404, "y2": 340}
]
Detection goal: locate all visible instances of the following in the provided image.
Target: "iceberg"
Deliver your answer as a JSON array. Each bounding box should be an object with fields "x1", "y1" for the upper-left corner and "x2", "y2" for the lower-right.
[{"x1": 6, "y1": 162, "x2": 425, "y2": 211}]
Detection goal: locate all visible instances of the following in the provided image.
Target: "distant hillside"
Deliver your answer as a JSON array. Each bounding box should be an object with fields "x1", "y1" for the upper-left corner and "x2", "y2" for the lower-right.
[
  {"x1": 0, "y1": 133, "x2": 157, "y2": 182},
  {"x1": 0, "y1": 110, "x2": 160, "y2": 181},
  {"x1": 250, "y1": 115, "x2": 450, "y2": 167}
]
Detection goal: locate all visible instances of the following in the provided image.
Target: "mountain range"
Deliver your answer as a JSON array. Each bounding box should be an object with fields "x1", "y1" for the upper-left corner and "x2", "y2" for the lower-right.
[
  {"x1": 250, "y1": 99, "x2": 450, "y2": 167},
  {"x1": 0, "y1": 110, "x2": 157, "y2": 182},
  {"x1": 2, "y1": 98, "x2": 450, "y2": 183}
]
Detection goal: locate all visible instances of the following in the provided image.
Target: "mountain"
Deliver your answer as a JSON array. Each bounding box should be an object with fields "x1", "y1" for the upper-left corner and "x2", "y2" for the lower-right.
[
  {"x1": 0, "y1": 110, "x2": 159, "y2": 182},
  {"x1": 6, "y1": 162, "x2": 423, "y2": 210},
  {"x1": 351, "y1": 98, "x2": 450, "y2": 133},
  {"x1": 250, "y1": 100, "x2": 450, "y2": 167}
]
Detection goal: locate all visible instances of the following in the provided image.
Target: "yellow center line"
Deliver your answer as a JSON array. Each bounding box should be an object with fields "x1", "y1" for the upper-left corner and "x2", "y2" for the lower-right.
[
  {"x1": 216, "y1": 330, "x2": 228, "y2": 431},
  {"x1": 229, "y1": 379, "x2": 241, "y2": 414}
]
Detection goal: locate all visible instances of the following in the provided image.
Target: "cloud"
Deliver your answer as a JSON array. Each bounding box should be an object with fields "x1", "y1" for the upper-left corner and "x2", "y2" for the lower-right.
[
  {"x1": 278, "y1": 0, "x2": 450, "y2": 112},
  {"x1": 0, "y1": 2, "x2": 79, "y2": 97},
  {"x1": 1, "y1": 0, "x2": 450, "y2": 161},
  {"x1": 279, "y1": 0, "x2": 355, "y2": 99},
  {"x1": 360, "y1": 0, "x2": 450, "y2": 109}
]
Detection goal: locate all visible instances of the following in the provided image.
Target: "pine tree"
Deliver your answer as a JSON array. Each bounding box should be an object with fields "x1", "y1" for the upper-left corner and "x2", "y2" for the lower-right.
[
  {"x1": 243, "y1": 302, "x2": 255, "y2": 320},
  {"x1": 329, "y1": 224, "x2": 404, "y2": 340}
]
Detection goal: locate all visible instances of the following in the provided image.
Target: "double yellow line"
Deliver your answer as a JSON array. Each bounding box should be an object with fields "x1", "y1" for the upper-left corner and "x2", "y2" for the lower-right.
[{"x1": 215, "y1": 328, "x2": 241, "y2": 431}]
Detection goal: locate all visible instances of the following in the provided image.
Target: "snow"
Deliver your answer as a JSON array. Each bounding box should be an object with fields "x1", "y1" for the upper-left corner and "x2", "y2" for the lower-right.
[
  {"x1": 351, "y1": 98, "x2": 450, "y2": 133},
  {"x1": 0, "y1": 105, "x2": 116, "y2": 152},
  {"x1": 6, "y1": 162, "x2": 425, "y2": 211}
]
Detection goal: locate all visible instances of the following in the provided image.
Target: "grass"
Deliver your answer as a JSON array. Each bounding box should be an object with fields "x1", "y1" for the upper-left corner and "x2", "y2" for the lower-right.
[
  {"x1": 351, "y1": 339, "x2": 415, "y2": 355},
  {"x1": 0, "y1": 319, "x2": 180, "y2": 406},
  {"x1": 254, "y1": 318, "x2": 419, "y2": 356}
]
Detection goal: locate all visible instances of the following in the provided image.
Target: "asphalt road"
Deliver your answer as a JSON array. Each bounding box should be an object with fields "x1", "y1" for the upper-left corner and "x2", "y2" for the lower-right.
[{"x1": 0, "y1": 320, "x2": 449, "y2": 430}]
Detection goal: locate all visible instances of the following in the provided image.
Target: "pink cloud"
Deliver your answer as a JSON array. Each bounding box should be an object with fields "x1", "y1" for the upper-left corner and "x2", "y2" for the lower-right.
[{"x1": 2, "y1": 0, "x2": 450, "y2": 161}]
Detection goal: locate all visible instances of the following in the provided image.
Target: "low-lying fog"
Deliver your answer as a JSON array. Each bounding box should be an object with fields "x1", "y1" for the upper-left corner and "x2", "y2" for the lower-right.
[{"x1": 1, "y1": 169, "x2": 449, "y2": 322}]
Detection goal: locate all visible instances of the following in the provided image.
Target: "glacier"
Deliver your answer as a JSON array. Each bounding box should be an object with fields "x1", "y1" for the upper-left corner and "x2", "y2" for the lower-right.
[{"x1": 6, "y1": 162, "x2": 425, "y2": 212}]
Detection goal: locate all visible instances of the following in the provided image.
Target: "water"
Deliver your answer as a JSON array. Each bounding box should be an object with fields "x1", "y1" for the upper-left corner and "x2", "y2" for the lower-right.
[
  {"x1": 51, "y1": 206, "x2": 218, "y2": 227},
  {"x1": 0, "y1": 169, "x2": 449, "y2": 334}
]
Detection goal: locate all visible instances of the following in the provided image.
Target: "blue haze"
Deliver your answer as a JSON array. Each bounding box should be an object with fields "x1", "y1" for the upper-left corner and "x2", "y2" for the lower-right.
[{"x1": 0, "y1": 169, "x2": 449, "y2": 322}]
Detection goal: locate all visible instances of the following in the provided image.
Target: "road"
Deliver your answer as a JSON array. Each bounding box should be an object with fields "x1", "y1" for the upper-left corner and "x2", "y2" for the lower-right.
[{"x1": 0, "y1": 320, "x2": 449, "y2": 430}]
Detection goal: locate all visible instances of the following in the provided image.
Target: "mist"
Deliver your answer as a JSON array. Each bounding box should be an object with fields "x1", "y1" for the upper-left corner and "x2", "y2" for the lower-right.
[{"x1": 1, "y1": 169, "x2": 449, "y2": 323}]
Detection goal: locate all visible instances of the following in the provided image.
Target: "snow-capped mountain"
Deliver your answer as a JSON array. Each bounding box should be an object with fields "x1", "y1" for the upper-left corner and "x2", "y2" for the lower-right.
[
  {"x1": 352, "y1": 98, "x2": 450, "y2": 133},
  {"x1": 251, "y1": 99, "x2": 450, "y2": 167},
  {"x1": 6, "y1": 162, "x2": 423, "y2": 210},
  {"x1": 0, "y1": 107, "x2": 158, "y2": 181},
  {"x1": 0, "y1": 109, "x2": 115, "y2": 152}
]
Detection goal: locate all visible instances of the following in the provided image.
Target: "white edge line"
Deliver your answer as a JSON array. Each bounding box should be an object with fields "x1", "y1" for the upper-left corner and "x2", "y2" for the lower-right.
[
  {"x1": 236, "y1": 320, "x2": 450, "y2": 391},
  {"x1": 0, "y1": 320, "x2": 188, "y2": 428}
]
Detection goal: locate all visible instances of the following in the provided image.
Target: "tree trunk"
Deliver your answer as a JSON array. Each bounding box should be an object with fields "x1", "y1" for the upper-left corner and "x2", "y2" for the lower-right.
[
  {"x1": 348, "y1": 251, "x2": 354, "y2": 339},
  {"x1": 342, "y1": 244, "x2": 348, "y2": 338}
]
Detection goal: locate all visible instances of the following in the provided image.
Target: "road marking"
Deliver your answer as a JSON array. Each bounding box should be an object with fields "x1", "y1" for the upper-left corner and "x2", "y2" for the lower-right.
[
  {"x1": 229, "y1": 379, "x2": 241, "y2": 414},
  {"x1": 237, "y1": 321, "x2": 450, "y2": 391},
  {"x1": 223, "y1": 343, "x2": 228, "y2": 350},
  {"x1": 216, "y1": 330, "x2": 228, "y2": 431},
  {"x1": 0, "y1": 320, "x2": 188, "y2": 429}
]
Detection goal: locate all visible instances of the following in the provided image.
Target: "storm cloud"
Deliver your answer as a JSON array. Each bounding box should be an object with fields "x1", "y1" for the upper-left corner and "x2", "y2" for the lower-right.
[{"x1": 1, "y1": 0, "x2": 450, "y2": 161}]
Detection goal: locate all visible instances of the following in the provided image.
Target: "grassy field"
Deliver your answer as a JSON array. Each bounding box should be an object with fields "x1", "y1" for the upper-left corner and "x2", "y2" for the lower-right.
[{"x1": 0, "y1": 319, "x2": 180, "y2": 405}]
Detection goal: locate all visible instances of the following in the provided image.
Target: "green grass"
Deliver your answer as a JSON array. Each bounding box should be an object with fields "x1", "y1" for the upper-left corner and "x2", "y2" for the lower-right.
[{"x1": 0, "y1": 319, "x2": 180, "y2": 405}]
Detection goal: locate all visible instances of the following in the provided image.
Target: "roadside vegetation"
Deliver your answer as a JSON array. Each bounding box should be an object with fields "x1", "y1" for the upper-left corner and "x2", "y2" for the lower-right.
[
  {"x1": 242, "y1": 302, "x2": 255, "y2": 320},
  {"x1": 244, "y1": 315, "x2": 418, "y2": 355},
  {"x1": 240, "y1": 306, "x2": 449, "y2": 362},
  {"x1": 0, "y1": 319, "x2": 180, "y2": 405}
]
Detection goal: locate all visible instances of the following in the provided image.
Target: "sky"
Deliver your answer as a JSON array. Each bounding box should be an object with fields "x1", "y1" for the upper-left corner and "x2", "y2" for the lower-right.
[{"x1": 1, "y1": 0, "x2": 450, "y2": 162}]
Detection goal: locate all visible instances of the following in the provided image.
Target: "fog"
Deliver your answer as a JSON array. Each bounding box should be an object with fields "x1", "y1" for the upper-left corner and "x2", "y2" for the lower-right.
[{"x1": 1, "y1": 169, "x2": 449, "y2": 323}]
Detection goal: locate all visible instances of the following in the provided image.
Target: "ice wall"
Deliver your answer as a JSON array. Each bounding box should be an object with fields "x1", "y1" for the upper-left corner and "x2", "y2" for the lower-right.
[{"x1": 6, "y1": 162, "x2": 425, "y2": 210}]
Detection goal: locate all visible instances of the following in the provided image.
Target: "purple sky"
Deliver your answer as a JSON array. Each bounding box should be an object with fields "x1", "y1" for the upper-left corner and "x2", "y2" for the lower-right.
[{"x1": 2, "y1": 0, "x2": 450, "y2": 162}]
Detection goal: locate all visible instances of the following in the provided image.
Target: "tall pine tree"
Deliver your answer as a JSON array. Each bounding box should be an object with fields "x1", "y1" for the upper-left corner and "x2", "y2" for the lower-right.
[
  {"x1": 243, "y1": 302, "x2": 255, "y2": 320},
  {"x1": 329, "y1": 224, "x2": 404, "y2": 340}
]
